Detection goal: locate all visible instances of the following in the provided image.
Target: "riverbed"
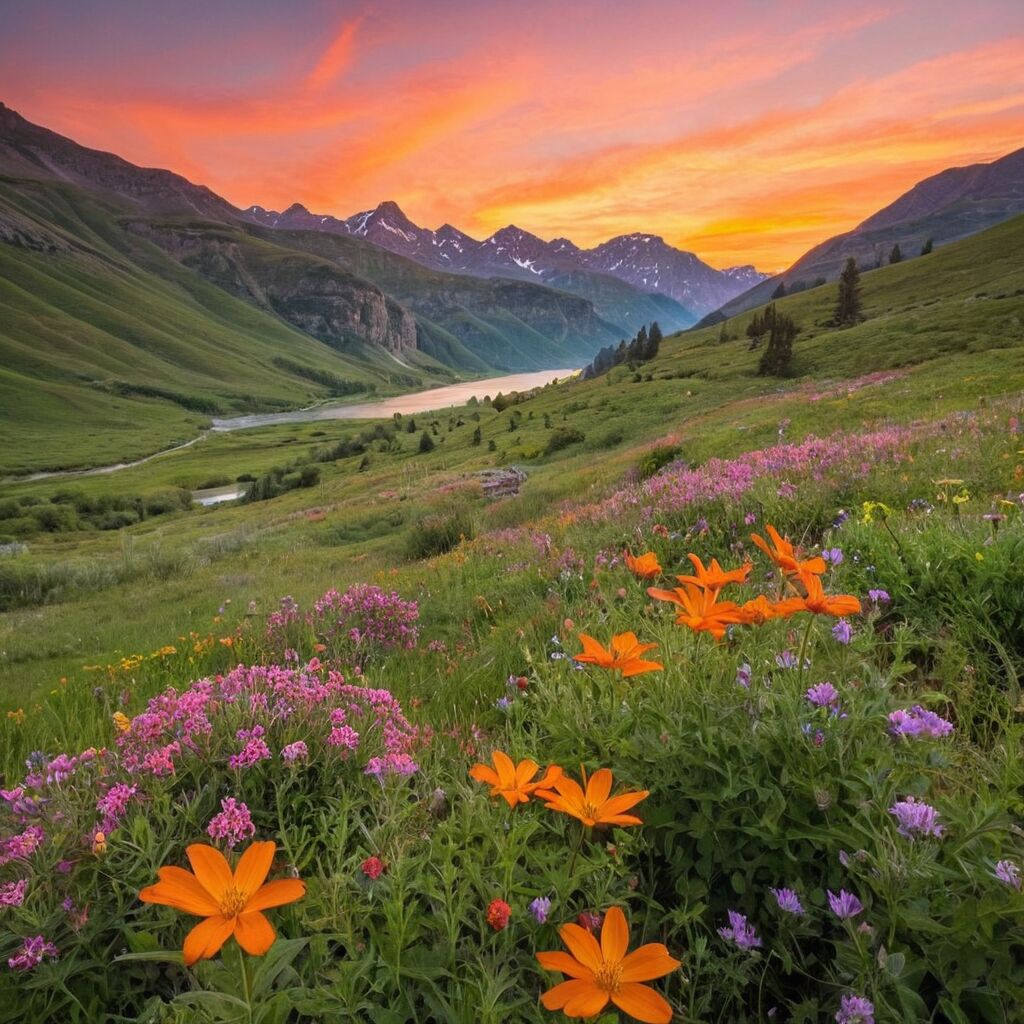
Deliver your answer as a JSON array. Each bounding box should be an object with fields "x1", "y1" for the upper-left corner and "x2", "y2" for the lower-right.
[{"x1": 210, "y1": 368, "x2": 578, "y2": 431}]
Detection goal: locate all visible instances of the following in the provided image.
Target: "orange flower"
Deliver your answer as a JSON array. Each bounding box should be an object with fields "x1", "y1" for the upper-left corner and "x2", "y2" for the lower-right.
[
  {"x1": 750, "y1": 525, "x2": 826, "y2": 578},
  {"x1": 739, "y1": 594, "x2": 804, "y2": 625},
  {"x1": 675, "y1": 554, "x2": 751, "y2": 595},
  {"x1": 796, "y1": 573, "x2": 863, "y2": 618},
  {"x1": 625, "y1": 551, "x2": 662, "y2": 579},
  {"x1": 139, "y1": 841, "x2": 305, "y2": 966},
  {"x1": 536, "y1": 766, "x2": 648, "y2": 829},
  {"x1": 469, "y1": 751, "x2": 562, "y2": 808},
  {"x1": 574, "y1": 633, "x2": 663, "y2": 677},
  {"x1": 537, "y1": 905, "x2": 680, "y2": 1023},
  {"x1": 647, "y1": 583, "x2": 746, "y2": 640}
]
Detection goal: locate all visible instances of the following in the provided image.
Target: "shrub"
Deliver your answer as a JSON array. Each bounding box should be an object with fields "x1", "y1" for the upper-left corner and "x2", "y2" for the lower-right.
[
  {"x1": 405, "y1": 509, "x2": 474, "y2": 560},
  {"x1": 543, "y1": 428, "x2": 585, "y2": 456},
  {"x1": 637, "y1": 443, "x2": 681, "y2": 479}
]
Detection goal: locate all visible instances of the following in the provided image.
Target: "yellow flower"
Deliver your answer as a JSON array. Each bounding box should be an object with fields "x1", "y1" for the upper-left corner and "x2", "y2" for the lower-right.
[
  {"x1": 93, "y1": 831, "x2": 107, "y2": 855},
  {"x1": 975, "y1": 552, "x2": 985, "y2": 562},
  {"x1": 113, "y1": 711, "x2": 131, "y2": 733},
  {"x1": 6, "y1": 708, "x2": 25, "y2": 725}
]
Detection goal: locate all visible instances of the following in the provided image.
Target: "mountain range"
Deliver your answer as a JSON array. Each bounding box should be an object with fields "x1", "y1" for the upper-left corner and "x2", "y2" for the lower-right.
[
  {"x1": 246, "y1": 199, "x2": 764, "y2": 323},
  {"x1": 705, "y1": 145, "x2": 1024, "y2": 321}
]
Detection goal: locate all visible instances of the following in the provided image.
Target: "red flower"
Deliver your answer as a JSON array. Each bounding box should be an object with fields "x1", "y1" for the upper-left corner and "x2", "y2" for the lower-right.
[
  {"x1": 577, "y1": 911, "x2": 603, "y2": 933},
  {"x1": 487, "y1": 898, "x2": 512, "y2": 931},
  {"x1": 516, "y1": 676, "x2": 529, "y2": 691},
  {"x1": 361, "y1": 856, "x2": 385, "y2": 880}
]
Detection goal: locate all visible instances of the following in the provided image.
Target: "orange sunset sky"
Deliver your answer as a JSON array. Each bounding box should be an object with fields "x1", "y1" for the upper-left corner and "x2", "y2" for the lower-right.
[{"x1": 1, "y1": 0, "x2": 1022, "y2": 270}]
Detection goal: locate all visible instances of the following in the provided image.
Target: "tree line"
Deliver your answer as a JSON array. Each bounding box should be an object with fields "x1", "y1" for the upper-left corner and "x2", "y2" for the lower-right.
[{"x1": 581, "y1": 322, "x2": 663, "y2": 379}]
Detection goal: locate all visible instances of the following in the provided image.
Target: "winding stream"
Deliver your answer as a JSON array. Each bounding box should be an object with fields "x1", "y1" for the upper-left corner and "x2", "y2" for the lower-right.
[{"x1": 5, "y1": 369, "x2": 578, "y2": 484}]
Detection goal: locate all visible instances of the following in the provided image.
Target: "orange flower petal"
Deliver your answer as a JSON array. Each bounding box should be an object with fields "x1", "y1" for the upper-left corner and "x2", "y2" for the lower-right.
[
  {"x1": 619, "y1": 943, "x2": 682, "y2": 982},
  {"x1": 600, "y1": 790, "x2": 650, "y2": 818},
  {"x1": 536, "y1": 950, "x2": 596, "y2": 981},
  {"x1": 234, "y1": 910, "x2": 276, "y2": 956},
  {"x1": 612, "y1": 982, "x2": 674, "y2": 1023},
  {"x1": 185, "y1": 844, "x2": 233, "y2": 901},
  {"x1": 558, "y1": 922, "x2": 603, "y2": 973},
  {"x1": 491, "y1": 750, "x2": 517, "y2": 787},
  {"x1": 586, "y1": 768, "x2": 614, "y2": 807},
  {"x1": 233, "y1": 841, "x2": 276, "y2": 900},
  {"x1": 139, "y1": 866, "x2": 220, "y2": 916},
  {"x1": 541, "y1": 979, "x2": 607, "y2": 1014},
  {"x1": 469, "y1": 764, "x2": 499, "y2": 787},
  {"x1": 601, "y1": 906, "x2": 629, "y2": 964},
  {"x1": 621, "y1": 658, "x2": 663, "y2": 677},
  {"x1": 182, "y1": 914, "x2": 234, "y2": 966},
  {"x1": 245, "y1": 878, "x2": 306, "y2": 912},
  {"x1": 564, "y1": 981, "x2": 612, "y2": 1018}
]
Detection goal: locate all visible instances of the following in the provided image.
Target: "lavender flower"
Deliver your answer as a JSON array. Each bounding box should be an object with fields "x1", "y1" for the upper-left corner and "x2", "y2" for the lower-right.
[
  {"x1": 889, "y1": 796, "x2": 943, "y2": 839},
  {"x1": 822, "y1": 547, "x2": 844, "y2": 566},
  {"x1": 994, "y1": 860, "x2": 1021, "y2": 889},
  {"x1": 718, "y1": 910, "x2": 761, "y2": 950},
  {"x1": 888, "y1": 706, "x2": 953, "y2": 739},
  {"x1": 530, "y1": 896, "x2": 552, "y2": 923},
  {"x1": 769, "y1": 887, "x2": 804, "y2": 915},
  {"x1": 736, "y1": 663, "x2": 752, "y2": 689},
  {"x1": 867, "y1": 589, "x2": 891, "y2": 604},
  {"x1": 836, "y1": 994, "x2": 875, "y2": 1024},
  {"x1": 806, "y1": 682, "x2": 840, "y2": 708},
  {"x1": 831, "y1": 620, "x2": 853, "y2": 644},
  {"x1": 827, "y1": 889, "x2": 863, "y2": 919},
  {"x1": 775, "y1": 650, "x2": 801, "y2": 670},
  {"x1": 281, "y1": 740, "x2": 308, "y2": 762},
  {"x1": 495, "y1": 696, "x2": 512, "y2": 710}
]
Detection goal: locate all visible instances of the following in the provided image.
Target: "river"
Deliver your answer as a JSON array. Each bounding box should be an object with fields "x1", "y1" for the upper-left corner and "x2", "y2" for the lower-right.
[
  {"x1": 210, "y1": 368, "x2": 578, "y2": 431},
  {"x1": 4, "y1": 369, "x2": 578, "y2": 483}
]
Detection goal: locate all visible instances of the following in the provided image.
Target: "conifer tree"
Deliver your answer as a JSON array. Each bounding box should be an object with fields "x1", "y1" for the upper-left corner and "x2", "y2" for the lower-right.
[
  {"x1": 920, "y1": 237, "x2": 933, "y2": 255},
  {"x1": 771, "y1": 281, "x2": 787, "y2": 299},
  {"x1": 889, "y1": 243, "x2": 903, "y2": 264},
  {"x1": 645, "y1": 322, "x2": 662, "y2": 360},
  {"x1": 834, "y1": 257, "x2": 862, "y2": 327},
  {"x1": 472, "y1": 426, "x2": 482, "y2": 446},
  {"x1": 418, "y1": 431, "x2": 435, "y2": 453},
  {"x1": 758, "y1": 304, "x2": 798, "y2": 376}
]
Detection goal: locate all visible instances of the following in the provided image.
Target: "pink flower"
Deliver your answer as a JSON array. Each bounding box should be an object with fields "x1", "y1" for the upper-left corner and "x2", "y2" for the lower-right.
[
  {"x1": 8, "y1": 935, "x2": 58, "y2": 972},
  {"x1": 206, "y1": 797, "x2": 256, "y2": 849},
  {"x1": 0, "y1": 879, "x2": 28, "y2": 908}
]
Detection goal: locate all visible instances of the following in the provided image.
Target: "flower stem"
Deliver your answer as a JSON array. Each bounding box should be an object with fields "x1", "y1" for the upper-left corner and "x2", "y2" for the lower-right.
[
  {"x1": 567, "y1": 825, "x2": 586, "y2": 879},
  {"x1": 239, "y1": 944, "x2": 254, "y2": 1024},
  {"x1": 797, "y1": 614, "x2": 815, "y2": 688}
]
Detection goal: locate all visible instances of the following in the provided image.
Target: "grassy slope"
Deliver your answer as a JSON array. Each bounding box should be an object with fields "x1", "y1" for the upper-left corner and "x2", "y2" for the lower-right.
[{"x1": 1, "y1": 215, "x2": 1023, "y2": 708}]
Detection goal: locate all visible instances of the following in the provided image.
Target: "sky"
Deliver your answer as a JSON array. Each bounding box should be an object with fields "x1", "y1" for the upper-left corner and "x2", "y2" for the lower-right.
[{"x1": 1, "y1": 0, "x2": 1023, "y2": 270}]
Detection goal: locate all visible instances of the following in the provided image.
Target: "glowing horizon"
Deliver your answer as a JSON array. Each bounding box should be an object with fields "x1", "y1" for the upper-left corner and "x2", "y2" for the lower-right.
[{"x1": 1, "y1": 0, "x2": 1022, "y2": 271}]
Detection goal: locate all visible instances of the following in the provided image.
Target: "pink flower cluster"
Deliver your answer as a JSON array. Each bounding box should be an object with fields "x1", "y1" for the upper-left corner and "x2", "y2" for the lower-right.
[
  {"x1": 117, "y1": 664, "x2": 418, "y2": 778},
  {"x1": 206, "y1": 797, "x2": 256, "y2": 849},
  {"x1": 96, "y1": 783, "x2": 138, "y2": 834},
  {"x1": 8, "y1": 935, "x2": 58, "y2": 972},
  {"x1": 309, "y1": 584, "x2": 420, "y2": 654},
  {"x1": 589, "y1": 421, "x2": 948, "y2": 522},
  {"x1": 0, "y1": 826, "x2": 45, "y2": 866}
]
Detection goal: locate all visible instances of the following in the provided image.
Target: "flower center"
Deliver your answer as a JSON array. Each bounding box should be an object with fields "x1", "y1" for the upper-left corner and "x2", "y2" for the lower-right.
[
  {"x1": 594, "y1": 960, "x2": 622, "y2": 994},
  {"x1": 219, "y1": 887, "x2": 249, "y2": 917},
  {"x1": 581, "y1": 802, "x2": 601, "y2": 823}
]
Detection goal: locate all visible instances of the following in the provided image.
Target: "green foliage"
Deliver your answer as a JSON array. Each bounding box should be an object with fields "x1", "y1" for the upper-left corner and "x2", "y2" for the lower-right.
[
  {"x1": 542, "y1": 428, "x2": 585, "y2": 456},
  {"x1": 834, "y1": 256, "x2": 863, "y2": 326},
  {"x1": 418, "y1": 431, "x2": 436, "y2": 454},
  {"x1": 404, "y1": 509, "x2": 474, "y2": 560},
  {"x1": 637, "y1": 444, "x2": 681, "y2": 479},
  {"x1": 757, "y1": 303, "x2": 799, "y2": 376}
]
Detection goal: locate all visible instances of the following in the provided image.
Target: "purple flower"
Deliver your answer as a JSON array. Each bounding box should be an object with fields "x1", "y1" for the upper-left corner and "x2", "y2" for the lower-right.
[
  {"x1": 206, "y1": 797, "x2": 256, "y2": 850},
  {"x1": 836, "y1": 994, "x2": 875, "y2": 1024},
  {"x1": 769, "y1": 887, "x2": 804, "y2": 915},
  {"x1": 96, "y1": 782, "x2": 138, "y2": 833},
  {"x1": 822, "y1": 547, "x2": 844, "y2": 566},
  {"x1": 775, "y1": 650, "x2": 800, "y2": 670},
  {"x1": 831, "y1": 620, "x2": 853, "y2": 645},
  {"x1": 0, "y1": 879, "x2": 28, "y2": 908},
  {"x1": 718, "y1": 910, "x2": 761, "y2": 950},
  {"x1": 867, "y1": 589, "x2": 891, "y2": 604},
  {"x1": 888, "y1": 706, "x2": 953, "y2": 739},
  {"x1": 495, "y1": 696, "x2": 512, "y2": 710},
  {"x1": 994, "y1": 860, "x2": 1021, "y2": 889},
  {"x1": 735, "y1": 663, "x2": 752, "y2": 689},
  {"x1": 365, "y1": 752, "x2": 419, "y2": 778},
  {"x1": 889, "y1": 797, "x2": 943, "y2": 839},
  {"x1": 827, "y1": 889, "x2": 863, "y2": 919},
  {"x1": 744, "y1": 512, "x2": 757, "y2": 525},
  {"x1": 8, "y1": 935, "x2": 58, "y2": 972},
  {"x1": 806, "y1": 682, "x2": 840, "y2": 708},
  {"x1": 530, "y1": 896, "x2": 552, "y2": 923},
  {"x1": 281, "y1": 740, "x2": 308, "y2": 763},
  {"x1": 228, "y1": 725, "x2": 272, "y2": 769}
]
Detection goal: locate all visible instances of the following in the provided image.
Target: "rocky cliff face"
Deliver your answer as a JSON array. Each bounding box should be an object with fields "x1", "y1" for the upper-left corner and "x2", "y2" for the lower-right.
[{"x1": 130, "y1": 222, "x2": 418, "y2": 354}]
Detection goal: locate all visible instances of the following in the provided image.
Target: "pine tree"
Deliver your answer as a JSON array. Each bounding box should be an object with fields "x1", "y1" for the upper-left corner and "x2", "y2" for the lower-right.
[
  {"x1": 771, "y1": 281, "x2": 787, "y2": 299},
  {"x1": 472, "y1": 426, "x2": 482, "y2": 446},
  {"x1": 746, "y1": 312, "x2": 767, "y2": 349},
  {"x1": 834, "y1": 257, "x2": 862, "y2": 327},
  {"x1": 418, "y1": 431, "x2": 435, "y2": 453},
  {"x1": 758, "y1": 304, "x2": 798, "y2": 376},
  {"x1": 406, "y1": 418, "x2": 417, "y2": 433},
  {"x1": 644, "y1": 322, "x2": 662, "y2": 360},
  {"x1": 889, "y1": 243, "x2": 903, "y2": 264},
  {"x1": 920, "y1": 237, "x2": 933, "y2": 255}
]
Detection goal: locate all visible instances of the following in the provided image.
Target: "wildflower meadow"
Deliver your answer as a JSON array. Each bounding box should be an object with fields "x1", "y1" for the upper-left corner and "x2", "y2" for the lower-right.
[{"x1": 1, "y1": 407, "x2": 1023, "y2": 1024}]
